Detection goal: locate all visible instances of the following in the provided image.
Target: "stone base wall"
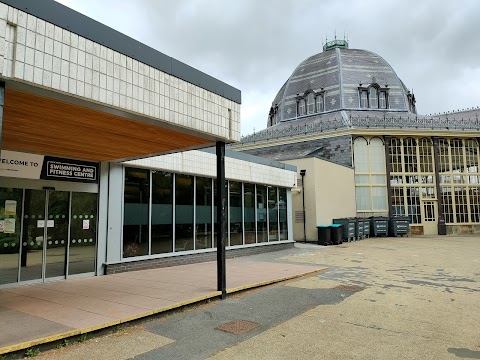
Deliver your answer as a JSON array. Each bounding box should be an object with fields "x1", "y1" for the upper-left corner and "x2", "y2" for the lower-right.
[
  {"x1": 446, "y1": 225, "x2": 480, "y2": 235},
  {"x1": 105, "y1": 242, "x2": 295, "y2": 275},
  {"x1": 409, "y1": 226, "x2": 424, "y2": 236}
]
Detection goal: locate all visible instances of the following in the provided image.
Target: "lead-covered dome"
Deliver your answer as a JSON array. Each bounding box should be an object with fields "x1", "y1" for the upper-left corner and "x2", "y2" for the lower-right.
[{"x1": 267, "y1": 40, "x2": 416, "y2": 127}]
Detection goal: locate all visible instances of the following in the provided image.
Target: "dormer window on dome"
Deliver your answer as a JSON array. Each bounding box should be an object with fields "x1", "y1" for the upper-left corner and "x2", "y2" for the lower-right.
[
  {"x1": 296, "y1": 89, "x2": 326, "y2": 117},
  {"x1": 358, "y1": 83, "x2": 389, "y2": 110}
]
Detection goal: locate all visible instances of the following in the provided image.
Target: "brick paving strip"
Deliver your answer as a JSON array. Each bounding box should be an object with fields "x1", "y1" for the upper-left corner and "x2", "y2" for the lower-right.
[{"x1": 0, "y1": 258, "x2": 324, "y2": 355}]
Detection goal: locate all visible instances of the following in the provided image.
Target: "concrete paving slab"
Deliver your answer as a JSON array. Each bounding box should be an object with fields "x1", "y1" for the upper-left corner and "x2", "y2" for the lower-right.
[{"x1": 0, "y1": 258, "x2": 322, "y2": 355}]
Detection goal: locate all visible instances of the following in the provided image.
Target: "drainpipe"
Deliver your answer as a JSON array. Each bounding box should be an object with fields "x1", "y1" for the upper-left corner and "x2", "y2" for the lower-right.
[{"x1": 300, "y1": 169, "x2": 307, "y2": 242}]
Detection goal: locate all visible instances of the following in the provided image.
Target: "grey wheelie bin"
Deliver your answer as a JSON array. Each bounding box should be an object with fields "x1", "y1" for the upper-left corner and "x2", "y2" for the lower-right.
[
  {"x1": 333, "y1": 218, "x2": 356, "y2": 242},
  {"x1": 370, "y1": 216, "x2": 389, "y2": 237},
  {"x1": 389, "y1": 216, "x2": 409, "y2": 237}
]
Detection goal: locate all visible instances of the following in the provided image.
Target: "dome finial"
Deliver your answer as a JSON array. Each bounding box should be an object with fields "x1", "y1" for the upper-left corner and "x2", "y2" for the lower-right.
[{"x1": 323, "y1": 32, "x2": 349, "y2": 52}]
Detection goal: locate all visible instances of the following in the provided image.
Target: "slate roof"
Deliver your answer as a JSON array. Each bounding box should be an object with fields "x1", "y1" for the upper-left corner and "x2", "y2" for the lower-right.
[{"x1": 269, "y1": 46, "x2": 412, "y2": 126}]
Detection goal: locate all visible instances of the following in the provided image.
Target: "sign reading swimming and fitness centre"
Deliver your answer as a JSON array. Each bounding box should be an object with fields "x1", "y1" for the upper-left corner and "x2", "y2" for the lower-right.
[{"x1": 0, "y1": 150, "x2": 98, "y2": 183}]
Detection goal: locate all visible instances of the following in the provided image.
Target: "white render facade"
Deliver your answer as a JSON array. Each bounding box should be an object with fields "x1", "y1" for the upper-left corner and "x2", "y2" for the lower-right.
[{"x1": 0, "y1": 2, "x2": 240, "y2": 143}]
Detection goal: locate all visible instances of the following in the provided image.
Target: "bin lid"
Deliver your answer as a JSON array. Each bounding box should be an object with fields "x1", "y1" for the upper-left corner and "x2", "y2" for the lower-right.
[
  {"x1": 330, "y1": 224, "x2": 343, "y2": 228},
  {"x1": 317, "y1": 225, "x2": 329, "y2": 228}
]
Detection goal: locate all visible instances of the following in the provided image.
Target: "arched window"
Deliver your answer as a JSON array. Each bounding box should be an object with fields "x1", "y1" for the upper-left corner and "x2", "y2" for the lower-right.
[
  {"x1": 307, "y1": 93, "x2": 315, "y2": 114},
  {"x1": 316, "y1": 94, "x2": 324, "y2": 112},
  {"x1": 369, "y1": 87, "x2": 378, "y2": 108},
  {"x1": 359, "y1": 84, "x2": 388, "y2": 109},
  {"x1": 354, "y1": 137, "x2": 387, "y2": 212}
]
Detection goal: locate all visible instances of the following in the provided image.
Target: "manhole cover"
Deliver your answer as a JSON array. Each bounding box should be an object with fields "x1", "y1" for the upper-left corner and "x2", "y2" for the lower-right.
[
  {"x1": 215, "y1": 320, "x2": 260, "y2": 335},
  {"x1": 335, "y1": 284, "x2": 365, "y2": 292}
]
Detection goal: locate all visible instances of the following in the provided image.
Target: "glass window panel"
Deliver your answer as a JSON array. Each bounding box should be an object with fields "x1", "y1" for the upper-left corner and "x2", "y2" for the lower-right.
[
  {"x1": 441, "y1": 187, "x2": 454, "y2": 223},
  {"x1": 20, "y1": 189, "x2": 45, "y2": 281},
  {"x1": 369, "y1": 87, "x2": 378, "y2": 108},
  {"x1": 465, "y1": 139, "x2": 478, "y2": 174},
  {"x1": 279, "y1": 188, "x2": 288, "y2": 240},
  {"x1": 353, "y1": 138, "x2": 369, "y2": 172},
  {"x1": 298, "y1": 100, "x2": 305, "y2": 116},
  {"x1": 0, "y1": 187, "x2": 22, "y2": 285},
  {"x1": 403, "y1": 138, "x2": 418, "y2": 173},
  {"x1": 152, "y1": 171, "x2": 173, "y2": 254},
  {"x1": 69, "y1": 192, "x2": 97, "y2": 275},
  {"x1": 355, "y1": 175, "x2": 369, "y2": 184},
  {"x1": 451, "y1": 139, "x2": 464, "y2": 172},
  {"x1": 355, "y1": 187, "x2": 371, "y2": 211},
  {"x1": 390, "y1": 175, "x2": 403, "y2": 185},
  {"x1": 389, "y1": 138, "x2": 403, "y2": 173},
  {"x1": 316, "y1": 95, "x2": 324, "y2": 112},
  {"x1": 469, "y1": 187, "x2": 480, "y2": 223},
  {"x1": 421, "y1": 186, "x2": 436, "y2": 199},
  {"x1": 244, "y1": 184, "x2": 256, "y2": 244},
  {"x1": 379, "y1": 91, "x2": 387, "y2": 109},
  {"x1": 406, "y1": 187, "x2": 421, "y2": 224},
  {"x1": 256, "y1": 185, "x2": 268, "y2": 243},
  {"x1": 454, "y1": 186, "x2": 468, "y2": 223},
  {"x1": 369, "y1": 138, "x2": 386, "y2": 173},
  {"x1": 372, "y1": 175, "x2": 386, "y2": 185},
  {"x1": 175, "y1": 174, "x2": 194, "y2": 252},
  {"x1": 268, "y1": 187, "x2": 279, "y2": 241},
  {"x1": 469, "y1": 175, "x2": 480, "y2": 185},
  {"x1": 391, "y1": 187, "x2": 406, "y2": 216},
  {"x1": 229, "y1": 182, "x2": 243, "y2": 246},
  {"x1": 421, "y1": 175, "x2": 435, "y2": 184},
  {"x1": 419, "y1": 138, "x2": 434, "y2": 173},
  {"x1": 307, "y1": 93, "x2": 315, "y2": 114},
  {"x1": 360, "y1": 90, "x2": 368, "y2": 108},
  {"x1": 438, "y1": 139, "x2": 450, "y2": 173},
  {"x1": 123, "y1": 168, "x2": 149, "y2": 258},
  {"x1": 195, "y1": 177, "x2": 212, "y2": 250},
  {"x1": 372, "y1": 187, "x2": 387, "y2": 211}
]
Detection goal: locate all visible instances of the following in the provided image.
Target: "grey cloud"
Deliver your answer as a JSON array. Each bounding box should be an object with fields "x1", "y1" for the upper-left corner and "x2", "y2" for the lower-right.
[{"x1": 56, "y1": 0, "x2": 480, "y2": 133}]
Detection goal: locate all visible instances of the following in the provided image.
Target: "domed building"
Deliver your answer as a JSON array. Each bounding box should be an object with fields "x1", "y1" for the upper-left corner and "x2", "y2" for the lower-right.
[{"x1": 231, "y1": 40, "x2": 480, "y2": 238}]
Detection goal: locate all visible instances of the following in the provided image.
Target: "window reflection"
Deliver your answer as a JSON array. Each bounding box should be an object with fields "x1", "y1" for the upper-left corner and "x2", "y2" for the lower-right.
[
  {"x1": 152, "y1": 171, "x2": 173, "y2": 254},
  {"x1": 268, "y1": 187, "x2": 279, "y2": 241},
  {"x1": 122, "y1": 167, "x2": 290, "y2": 257},
  {"x1": 123, "y1": 168, "x2": 149, "y2": 258},
  {"x1": 175, "y1": 174, "x2": 194, "y2": 252},
  {"x1": 257, "y1": 185, "x2": 268, "y2": 243},
  {"x1": 279, "y1": 188, "x2": 288, "y2": 240},
  {"x1": 244, "y1": 184, "x2": 256, "y2": 244},
  {"x1": 229, "y1": 182, "x2": 243, "y2": 246},
  {"x1": 196, "y1": 177, "x2": 212, "y2": 249}
]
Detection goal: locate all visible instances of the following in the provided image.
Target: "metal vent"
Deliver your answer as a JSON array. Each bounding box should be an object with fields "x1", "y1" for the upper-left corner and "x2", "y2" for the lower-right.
[{"x1": 295, "y1": 211, "x2": 304, "y2": 223}]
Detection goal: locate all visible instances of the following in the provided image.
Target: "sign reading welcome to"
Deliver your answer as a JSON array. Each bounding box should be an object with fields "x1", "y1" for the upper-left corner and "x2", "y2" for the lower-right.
[{"x1": 0, "y1": 150, "x2": 98, "y2": 183}]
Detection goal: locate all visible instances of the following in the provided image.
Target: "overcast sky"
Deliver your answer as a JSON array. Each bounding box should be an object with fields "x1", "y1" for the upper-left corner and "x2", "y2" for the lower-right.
[{"x1": 56, "y1": 0, "x2": 480, "y2": 136}]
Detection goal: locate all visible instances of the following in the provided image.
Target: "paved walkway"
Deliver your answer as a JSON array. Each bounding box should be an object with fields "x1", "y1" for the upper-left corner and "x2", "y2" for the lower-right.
[{"x1": 0, "y1": 257, "x2": 323, "y2": 354}]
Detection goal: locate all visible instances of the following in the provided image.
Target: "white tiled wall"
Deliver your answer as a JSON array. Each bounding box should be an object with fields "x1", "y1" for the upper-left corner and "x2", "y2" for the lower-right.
[
  {"x1": 0, "y1": 3, "x2": 240, "y2": 141},
  {"x1": 124, "y1": 150, "x2": 297, "y2": 188}
]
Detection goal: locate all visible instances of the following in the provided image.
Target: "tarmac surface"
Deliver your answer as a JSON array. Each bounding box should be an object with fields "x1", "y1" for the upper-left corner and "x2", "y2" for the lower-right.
[
  {"x1": 0, "y1": 256, "x2": 322, "y2": 355},
  {"x1": 7, "y1": 235, "x2": 480, "y2": 359}
]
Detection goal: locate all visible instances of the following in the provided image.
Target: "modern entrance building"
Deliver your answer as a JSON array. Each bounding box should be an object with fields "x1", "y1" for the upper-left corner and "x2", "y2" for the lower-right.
[
  {"x1": 0, "y1": 1, "x2": 297, "y2": 288},
  {"x1": 231, "y1": 39, "x2": 480, "y2": 238}
]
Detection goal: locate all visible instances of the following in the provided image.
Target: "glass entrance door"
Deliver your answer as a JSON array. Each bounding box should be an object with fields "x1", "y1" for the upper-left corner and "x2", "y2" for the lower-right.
[{"x1": 21, "y1": 189, "x2": 69, "y2": 281}]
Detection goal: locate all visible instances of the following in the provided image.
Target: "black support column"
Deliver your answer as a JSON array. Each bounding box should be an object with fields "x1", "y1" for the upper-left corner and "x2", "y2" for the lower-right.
[
  {"x1": 432, "y1": 137, "x2": 447, "y2": 235},
  {"x1": 216, "y1": 141, "x2": 227, "y2": 299},
  {"x1": 0, "y1": 82, "x2": 5, "y2": 158},
  {"x1": 384, "y1": 136, "x2": 393, "y2": 217}
]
